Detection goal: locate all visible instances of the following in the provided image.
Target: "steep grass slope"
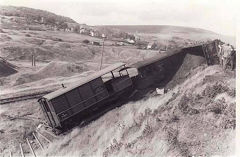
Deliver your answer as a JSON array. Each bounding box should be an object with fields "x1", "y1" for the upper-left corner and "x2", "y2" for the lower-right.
[{"x1": 40, "y1": 65, "x2": 235, "y2": 157}]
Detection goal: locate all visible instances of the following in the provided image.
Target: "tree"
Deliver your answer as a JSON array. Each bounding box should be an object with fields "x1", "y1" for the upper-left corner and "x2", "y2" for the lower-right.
[
  {"x1": 45, "y1": 17, "x2": 56, "y2": 26},
  {"x1": 73, "y1": 25, "x2": 80, "y2": 33},
  {"x1": 59, "y1": 22, "x2": 68, "y2": 30}
]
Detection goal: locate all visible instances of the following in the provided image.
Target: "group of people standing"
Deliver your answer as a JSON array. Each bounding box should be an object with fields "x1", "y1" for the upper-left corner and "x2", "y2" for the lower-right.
[{"x1": 217, "y1": 42, "x2": 235, "y2": 70}]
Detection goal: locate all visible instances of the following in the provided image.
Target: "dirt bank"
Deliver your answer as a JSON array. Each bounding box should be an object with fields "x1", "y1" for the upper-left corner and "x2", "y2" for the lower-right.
[
  {"x1": 14, "y1": 61, "x2": 87, "y2": 85},
  {"x1": 0, "y1": 58, "x2": 17, "y2": 77},
  {"x1": 165, "y1": 47, "x2": 206, "y2": 89}
]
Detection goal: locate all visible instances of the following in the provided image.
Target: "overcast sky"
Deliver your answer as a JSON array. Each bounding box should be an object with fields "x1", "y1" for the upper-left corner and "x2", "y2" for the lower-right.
[{"x1": 0, "y1": 0, "x2": 238, "y2": 36}]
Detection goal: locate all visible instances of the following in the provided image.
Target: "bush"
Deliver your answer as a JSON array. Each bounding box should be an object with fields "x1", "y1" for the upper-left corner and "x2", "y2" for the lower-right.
[
  {"x1": 202, "y1": 83, "x2": 229, "y2": 98},
  {"x1": 55, "y1": 38, "x2": 63, "y2": 42},
  {"x1": 25, "y1": 34, "x2": 31, "y2": 37},
  {"x1": 82, "y1": 39, "x2": 90, "y2": 44},
  {"x1": 58, "y1": 22, "x2": 68, "y2": 30},
  {"x1": 73, "y1": 25, "x2": 80, "y2": 33}
]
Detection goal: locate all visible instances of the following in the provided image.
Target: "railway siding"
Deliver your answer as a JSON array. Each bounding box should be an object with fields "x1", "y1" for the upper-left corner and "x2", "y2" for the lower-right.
[{"x1": 0, "y1": 91, "x2": 52, "y2": 105}]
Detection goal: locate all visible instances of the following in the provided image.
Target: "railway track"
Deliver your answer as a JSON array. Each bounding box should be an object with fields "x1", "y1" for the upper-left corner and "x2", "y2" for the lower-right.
[
  {"x1": 16, "y1": 125, "x2": 59, "y2": 157},
  {"x1": 6, "y1": 91, "x2": 133, "y2": 156},
  {"x1": 0, "y1": 91, "x2": 52, "y2": 105}
]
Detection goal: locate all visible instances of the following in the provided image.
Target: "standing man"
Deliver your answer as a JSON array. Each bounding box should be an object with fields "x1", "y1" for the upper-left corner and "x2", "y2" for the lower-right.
[
  {"x1": 222, "y1": 43, "x2": 233, "y2": 70},
  {"x1": 230, "y1": 47, "x2": 236, "y2": 70},
  {"x1": 31, "y1": 51, "x2": 34, "y2": 66},
  {"x1": 217, "y1": 42, "x2": 223, "y2": 66}
]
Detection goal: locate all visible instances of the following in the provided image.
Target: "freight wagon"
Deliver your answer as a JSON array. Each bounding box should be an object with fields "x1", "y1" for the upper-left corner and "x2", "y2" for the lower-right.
[
  {"x1": 38, "y1": 63, "x2": 133, "y2": 129},
  {"x1": 129, "y1": 40, "x2": 221, "y2": 89}
]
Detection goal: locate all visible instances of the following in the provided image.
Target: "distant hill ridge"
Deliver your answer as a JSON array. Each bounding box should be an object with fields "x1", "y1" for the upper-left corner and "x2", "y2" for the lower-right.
[
  {"x1": 99, "y1": 25, "x2": 217, "y2": 34},
  {"x1": 0, "y1": 5, "x2": 77, "y2": 24}
]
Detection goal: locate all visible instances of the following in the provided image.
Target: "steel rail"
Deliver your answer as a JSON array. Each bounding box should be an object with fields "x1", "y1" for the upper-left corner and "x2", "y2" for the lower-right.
[
  {"x1": 26, "y1": 138, "x2": 37, "y2": 157},
  {"x1": 33, "y1": 132, "x2": 44, "y2": 150},
  {"x1": 0, "y1": 91, "x2": 52, "y2": 104},
  {"x1": 19, "y1": 143, "x2": 25, "y2": 157}
]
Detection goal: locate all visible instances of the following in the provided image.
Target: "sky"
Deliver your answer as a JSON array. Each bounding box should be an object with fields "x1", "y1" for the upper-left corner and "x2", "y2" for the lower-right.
[{"x1": 0, "y1": 0, "x2": 238, "y2": 36}]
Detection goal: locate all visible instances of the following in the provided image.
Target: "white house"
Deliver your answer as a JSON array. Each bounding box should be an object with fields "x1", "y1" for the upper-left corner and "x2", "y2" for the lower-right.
[
  {"x1": 126, "y1": 39, "x2": 135, "y2": 44},
  {"x1": 40, "y1": 17, "x2": 44, "y2": 23},
  {"x1": 90, "y1": 31, "x2": 95, "y2": 37},
  {"x1": 147, "y1": 42, "x2": 158, "y2": 50},
  {"x1": 80, "y1": 28, "x2": 85, "y2": 34},
  {"x1": 102, "y1": 34, "x2": 106, "y2": 38}
]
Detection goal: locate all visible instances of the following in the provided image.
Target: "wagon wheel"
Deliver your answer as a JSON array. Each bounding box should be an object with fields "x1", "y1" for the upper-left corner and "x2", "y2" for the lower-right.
[{"x1": 52, "y1": 128, "x2": 62, "y2": 135}]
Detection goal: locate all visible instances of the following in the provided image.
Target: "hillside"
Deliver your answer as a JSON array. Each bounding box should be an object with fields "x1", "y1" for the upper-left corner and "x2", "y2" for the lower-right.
[
  {"x1": 0, "y1": 6, "x2": 136, "y2": 40},
  {"x1": 99, "y1": 25, "x2": 215, "y2": 34},
  {"x1": 0, "y1": 5, "x2": 76, "y2": 24}
]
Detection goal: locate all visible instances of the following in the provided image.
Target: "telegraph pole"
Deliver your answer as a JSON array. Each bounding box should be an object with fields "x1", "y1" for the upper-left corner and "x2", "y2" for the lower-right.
[
  {"x1": 34, "y1": 48, "x2": 36, "y2": 66},
  {"x1": 31, "y1": 50, "x2": 34, "y2": 66},
  {"x1": 32, "y1": 48, "x2": 36, "y2": 66}
]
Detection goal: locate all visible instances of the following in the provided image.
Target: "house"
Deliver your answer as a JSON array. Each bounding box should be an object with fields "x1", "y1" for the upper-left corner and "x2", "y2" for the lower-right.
[
  {"x1": 80, "y1": 28, "x2": 86, "y2": 34},
  {"x1": 65, "y1": 28, "x2": 71, "y2": 32},
  {"x1": 102, "y1": 34, "x2": 106, "y2": 38},
  {"x1": 91, "y1": 41, "x2": 101, "y2": 46},
  {"x1": 53, "y1": 25, "x2": 58, "y2": 31},
  {"x1": 136, "y1": 40, "x2": 148, "y2": 49},
  {"x1": 147, "y1": 42, "x2": 157, "y2": 50},
  {"x1": 159, "y1": 45, "x2": 168, "y2": 51},
  {"x1": 40, "y1": 17, "x2": 44, "y2": 23},
  {"x1": 115, "y1": 41, "x2": 125, "y2": 46},
  {"x1": 80, "y1": 24, "x2": 87, "y2": 29},
  {"x1": 126, "y1": 39, "x2": 135, "y2": 44},
  {"x1": 90, "y1": 31, "x2": 95, "y2": 37},
  {"x1": 70, "y1": 27, "x2": 74, "y2": 32},
  {"x1": 90, "y1": 30, "x2": 100, "y2": 37},
  {"x1": 134, "y1": 34, "x2": 141, "y2": 41},
  {"x1": 80, "y1": 28, "x2": 90, "y2": 35},
  {"x1": 94, "y1": 31, "x2": 101, "y2": 37},
  {"x1": 66, "y1": 23, "x2": 79, "y2": 33}
]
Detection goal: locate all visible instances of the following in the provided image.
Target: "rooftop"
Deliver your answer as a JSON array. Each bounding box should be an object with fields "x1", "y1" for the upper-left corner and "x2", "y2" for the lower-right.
[{"x1": 43, "y1": 62, "x2": 125, "y2": 100}]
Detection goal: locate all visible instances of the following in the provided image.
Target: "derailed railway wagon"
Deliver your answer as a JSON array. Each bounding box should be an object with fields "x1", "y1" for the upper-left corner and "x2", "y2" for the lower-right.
[
  {"x1": 129, "y1": 40, "x2": 221, "y2": 89},
  {"x1": 38, "y1": 63, "x2": 133, "y2": 129}
]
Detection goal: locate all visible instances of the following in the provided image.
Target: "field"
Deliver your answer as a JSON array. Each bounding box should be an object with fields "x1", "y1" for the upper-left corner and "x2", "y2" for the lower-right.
[{"x1": 0, "y1": 6, "x2": 236, "y2": 156}]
